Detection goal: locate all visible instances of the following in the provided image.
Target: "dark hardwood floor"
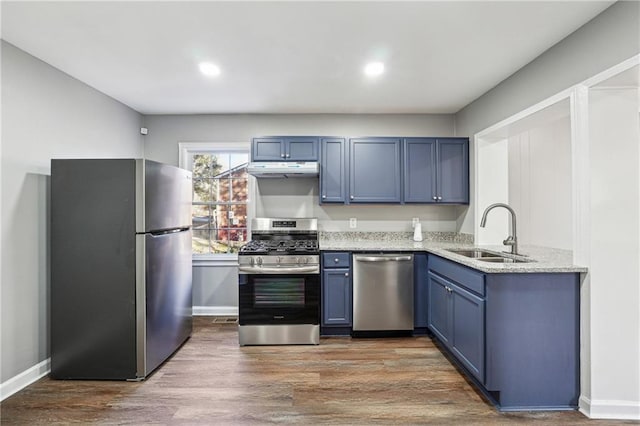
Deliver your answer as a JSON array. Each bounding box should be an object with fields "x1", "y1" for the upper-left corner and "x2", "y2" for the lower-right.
[{"x1": 0, "y1": 317, "x2": 629, "y2": 425}]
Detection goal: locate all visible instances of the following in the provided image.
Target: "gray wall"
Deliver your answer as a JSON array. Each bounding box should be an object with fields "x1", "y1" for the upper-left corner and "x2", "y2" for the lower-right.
[
  {"x1": 143, "y1": 114, "x2": 455, "y2": 166},
  {"x1": 1, "y1": 41, "x2": 143, "y2": 384},
  {"x1": 455, "y1": 0, "x2": 640, "y2": 233},
  {"x1": 142, "y1": 114, "x2": 463, "y2": 235},
  {"x1": 142, "y1": 113, "x2": 462, "y2": 310}
]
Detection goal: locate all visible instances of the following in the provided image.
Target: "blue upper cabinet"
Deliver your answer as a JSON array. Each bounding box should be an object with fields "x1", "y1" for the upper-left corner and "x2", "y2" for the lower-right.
[
  {"x1": 252, "y1": 136, "x2": 319, "y2": 161},
  {"x1": 403, "y1": 137, "x2": 469, "y2": 204},
  {"x1": 252, "y1": 137, "x2": 284, "y2": 161},
  {"x1": 437, "y1": 138, "x2": 469, "y2": 204},
  {"x1": 320, "y1": 137, "x2": 347, "y2": 203},
  {"x1": 349, "y1": 137, "x2": 402, "y2": 203},
  {"x1": 287, "y1": 137, "x2": 319, "y2": 161},
  {"x1": 404, "y1": 138, "x2": 437, "y2": 203}
]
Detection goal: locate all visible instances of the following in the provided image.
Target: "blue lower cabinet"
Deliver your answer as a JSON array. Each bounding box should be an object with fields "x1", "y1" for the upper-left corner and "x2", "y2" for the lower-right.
[
  {"x1": 321, "y1": 252, "x2": 352, "y2": 335},
  {"x1": 484, "y1": 273, "x2": 579, "y2": 410},
  {"x1": 427, "y1": 254, "x2": 579, "y2": 411},
  {"x1": 322, "y1": 269, "x2": 352, "y2": 326},
  {"x1": 450, "y1": 282, "x2": 485, "y2": 382},
  {"x1": 427, "y1": 272, "x2": 452, "y2": 345},
  {"x1": 413, "y1": 253, "x2": 428, "y2": 329},
  {"x1": 428, "y1": 271, "x2": 485, "y2": 381}
]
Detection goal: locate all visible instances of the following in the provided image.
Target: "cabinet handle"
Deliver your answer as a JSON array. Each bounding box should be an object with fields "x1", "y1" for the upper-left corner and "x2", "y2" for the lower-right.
[
  {"x1": 432, "y1": 196, "x2": 437, "y2": 200},
  {"x1": 322, "y1": 195, "x2": 326, "y2": 199},
  {"x1": 281, "y1": 154, "x2": 285, "y2": 158},
  {"x1": 437, "y1": 196, "x2": 442, "y2": 201},
  {"x1": 350, "y1": 195, "x2": 354, "y2": 200},
  {"x1": 334, "y1": 258, "x2": 339, "y2": 263},
  {"x1": 345, "y1": 272, "x2": 349, "y2": 277}
]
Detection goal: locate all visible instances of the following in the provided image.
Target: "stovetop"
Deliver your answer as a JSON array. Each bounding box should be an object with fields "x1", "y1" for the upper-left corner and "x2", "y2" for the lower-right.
[
  {"x1": 240, "y1": 218, "x2": 319, "y2": 256},
  {"x1": 239, "y1": 239, "x2": 319, "y2": 255}
]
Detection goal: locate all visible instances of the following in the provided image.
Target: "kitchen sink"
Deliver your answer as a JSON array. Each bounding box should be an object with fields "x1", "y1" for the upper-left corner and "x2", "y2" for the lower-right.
[
  {"x1": 446, "y1": 248, "x2": 533, "y2": 264},
  {"x1": 445, "y1": 249, "x2": 502, "y2": 258},
  {"x1": 476, "y1": 257, "x2": 531, "y2": 263}
]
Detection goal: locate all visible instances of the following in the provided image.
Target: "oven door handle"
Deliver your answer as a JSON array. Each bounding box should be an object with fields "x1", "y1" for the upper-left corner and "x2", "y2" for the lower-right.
[{"x1": 238, "y1": 265, "x2": 320, "y2": 274}]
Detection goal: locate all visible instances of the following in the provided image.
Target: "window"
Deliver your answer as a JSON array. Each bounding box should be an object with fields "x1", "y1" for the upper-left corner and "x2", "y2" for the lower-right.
[{"x1": 179, "y1": 143, "x2": 251, "y2": 256}]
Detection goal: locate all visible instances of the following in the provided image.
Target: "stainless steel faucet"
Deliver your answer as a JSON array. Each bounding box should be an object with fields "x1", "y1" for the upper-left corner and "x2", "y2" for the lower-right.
[{"x1": 480, "y1": 203, "x2": 519, "y2": 255}]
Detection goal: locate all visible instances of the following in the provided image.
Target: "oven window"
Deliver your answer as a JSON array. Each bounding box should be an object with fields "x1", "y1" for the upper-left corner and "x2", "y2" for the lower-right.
[{"x1": 254, "y1": 277, "x2": 305, "y2": 307}]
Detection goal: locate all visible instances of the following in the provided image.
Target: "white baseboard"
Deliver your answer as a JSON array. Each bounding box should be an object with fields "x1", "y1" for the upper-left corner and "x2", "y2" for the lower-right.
[
  {"x1": 193, "y1": 306, "x2": 238, "y2": 316},
  {"x1": 580, "y1": 395, "x2": 640, "y2": 420},
  {"x1": 1, "y1": 358, "x2": 50, "y2": 402}
]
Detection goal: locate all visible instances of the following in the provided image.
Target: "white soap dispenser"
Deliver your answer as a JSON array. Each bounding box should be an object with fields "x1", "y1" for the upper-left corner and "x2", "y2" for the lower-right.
[{"x1": 413, "y1": 222, "x2": 423, "y2": 242}]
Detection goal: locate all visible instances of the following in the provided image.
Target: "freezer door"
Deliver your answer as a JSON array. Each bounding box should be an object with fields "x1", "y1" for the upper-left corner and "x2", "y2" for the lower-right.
[
  {"x1": 139, "y1": 159, "x2": 192, "y2": 232},
  {"x1": 138, "y1": 229, "x2": 193, "y2": 377}
]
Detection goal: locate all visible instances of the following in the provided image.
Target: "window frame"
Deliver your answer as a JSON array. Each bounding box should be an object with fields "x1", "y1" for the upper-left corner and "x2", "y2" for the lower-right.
[{"x1": 179, "y1": 142, "x2": 253, "y2": 263}]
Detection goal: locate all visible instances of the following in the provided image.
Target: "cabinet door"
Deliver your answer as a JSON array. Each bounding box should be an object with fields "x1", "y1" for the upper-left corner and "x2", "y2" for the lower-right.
[
  {"x1": 414, "y1": 253, "x2": 428, "y2": 328},
  {"x1": 404, "y1": 139, "x2": 437, "y2": 203},
  {"x1": 322, "y1": 269, "x2": 352, "y2": 326},
  {"x1": 349, "y1": 138, "x2": 402, "y2": 203},
  {"x1": 427, "y1": 272, "x2": 451, "y2": 345},
  {"x1": 436, "y1": 138, "x2": 469, "y2": 203},
  {"x1": 451, "y1": 282, "x2": 485, "y2": 382},
  {"x1": 285, "y1": 137, "x2": 319, "y2": 161},
  {"x1": 252, "y1": 137, "x2": 285, "y2": 161},
  {"x1": 320, "y1": 138, "x2": 347, "y2": 203}
]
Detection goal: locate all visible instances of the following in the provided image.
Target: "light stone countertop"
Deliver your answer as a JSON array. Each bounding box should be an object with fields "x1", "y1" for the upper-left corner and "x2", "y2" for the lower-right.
[{"x1": 318, "y1": 232, "x2": 587, "y2": 274}]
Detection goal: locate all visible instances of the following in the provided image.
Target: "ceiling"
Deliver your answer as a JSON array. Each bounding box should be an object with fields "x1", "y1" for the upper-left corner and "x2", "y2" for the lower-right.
[{"x1": 1, "y1": 1, "x2": 614, "y2": 115}]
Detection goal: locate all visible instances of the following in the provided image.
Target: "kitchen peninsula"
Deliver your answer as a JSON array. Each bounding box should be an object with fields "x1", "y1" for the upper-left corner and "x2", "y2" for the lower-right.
[{"x1": 320, "y1": 231, "x2": 584, "y2": 412}]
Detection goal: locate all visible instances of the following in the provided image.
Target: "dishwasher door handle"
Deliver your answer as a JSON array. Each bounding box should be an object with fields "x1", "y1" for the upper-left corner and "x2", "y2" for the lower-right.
[{"x1": 355, "y1": 255, "x2": 413, "y2": 262}]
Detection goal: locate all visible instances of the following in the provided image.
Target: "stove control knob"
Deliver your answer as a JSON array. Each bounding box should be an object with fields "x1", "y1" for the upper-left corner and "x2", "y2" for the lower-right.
[
  {"x1": 295, "y1": 257, "x2": 300, "y2": 265},
  {"x1": 302, "y1": 257, "x2": 309, "y2": 264},
  {"x1": 277, "y1": 256, "x2": 281, "y2": 264},
  {"x1": 256, "y1": 257, "x2": 263, "y2": 266},
  {"x1": 249, "y1": 257, "x2": 255, "y2": 266}
]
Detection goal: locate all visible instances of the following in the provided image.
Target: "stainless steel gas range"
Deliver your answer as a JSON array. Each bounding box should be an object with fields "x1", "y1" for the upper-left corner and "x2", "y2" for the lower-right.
[{"x1": 237, "y1": 218, "x2": 320, "y2": 346}]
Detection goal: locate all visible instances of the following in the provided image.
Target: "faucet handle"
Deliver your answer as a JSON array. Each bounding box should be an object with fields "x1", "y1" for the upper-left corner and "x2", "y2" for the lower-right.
[{"x1": 502, "y1": 236, "x2": 516, "y2": 246}]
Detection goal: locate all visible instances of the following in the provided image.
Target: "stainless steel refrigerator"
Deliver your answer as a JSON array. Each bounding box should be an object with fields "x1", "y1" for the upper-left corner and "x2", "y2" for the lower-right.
[{"x1": 50, "y1": 159, "x2": 193, "y2": 380}]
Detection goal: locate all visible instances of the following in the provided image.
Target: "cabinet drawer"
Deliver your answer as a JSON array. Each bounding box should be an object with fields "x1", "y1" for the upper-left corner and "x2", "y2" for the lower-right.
[
  {"x1": 323, "y1": 252, "x2": 351, "y2": 268},
  {"x1": 429, "y1": 255, "x2": 485, "y2": 296}
]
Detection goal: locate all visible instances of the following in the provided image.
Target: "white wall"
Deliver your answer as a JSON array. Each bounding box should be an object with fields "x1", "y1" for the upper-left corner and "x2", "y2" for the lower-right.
[
  {"x1": 1, "y1": 42, "x2": 143, "y2": 391},
  {"x1": 508, "y1": 116, "x2": 572, "y2": 249},
  {"x1": 586, "y1": 86, "x2": 639, "y2": 418}
]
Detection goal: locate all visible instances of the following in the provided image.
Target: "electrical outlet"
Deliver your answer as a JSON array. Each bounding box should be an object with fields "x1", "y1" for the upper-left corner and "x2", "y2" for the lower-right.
[
  {"x1": 349, "y1": 218, "x2": 357, "y2": 229},
  {"x1": 412, "y1": 218, "x2": 419, "y2": 228}
]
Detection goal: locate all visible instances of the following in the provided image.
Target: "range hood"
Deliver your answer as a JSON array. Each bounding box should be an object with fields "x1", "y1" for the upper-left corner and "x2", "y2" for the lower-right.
[{"x1": 247, "y1": 162, "x2": 319, "y2": 178}]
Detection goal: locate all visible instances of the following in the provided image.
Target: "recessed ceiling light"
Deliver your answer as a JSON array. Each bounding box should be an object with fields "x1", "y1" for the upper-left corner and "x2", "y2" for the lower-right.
[
  {"x1": 364, "y1": 62, "x2": 385, "y2": 77},
  {"x1": 199, "y1": 62, "x2": 221, "y2": 77}
]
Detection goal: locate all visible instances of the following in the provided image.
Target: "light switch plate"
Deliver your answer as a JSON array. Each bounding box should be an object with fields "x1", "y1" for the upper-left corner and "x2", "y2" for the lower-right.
[{"x1": 349, "y1": 218, "x2": 357, "y2": 229}]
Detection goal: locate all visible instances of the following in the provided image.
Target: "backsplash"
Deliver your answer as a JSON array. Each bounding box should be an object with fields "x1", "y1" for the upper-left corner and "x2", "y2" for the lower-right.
[
  {"x1": 255, "y1": 178, "x2": 466, "y2": 233},
  {"x1": 319, "y1": 231, "x2": 474, "y2": 244}
]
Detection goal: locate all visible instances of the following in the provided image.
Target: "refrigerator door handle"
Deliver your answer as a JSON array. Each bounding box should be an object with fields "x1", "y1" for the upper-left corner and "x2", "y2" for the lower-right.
[{"x1": 149, "y1": 227, "x2": 191, "y2": 237}]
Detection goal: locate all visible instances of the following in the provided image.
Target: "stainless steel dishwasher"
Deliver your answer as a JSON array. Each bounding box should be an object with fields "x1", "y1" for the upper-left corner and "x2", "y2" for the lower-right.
[{"x1": 352, "y1": 253, "x2": 414, "y2": 331}]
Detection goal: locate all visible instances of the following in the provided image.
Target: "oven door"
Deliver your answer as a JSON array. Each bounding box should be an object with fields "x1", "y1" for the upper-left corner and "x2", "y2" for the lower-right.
[{"x1": 239, "y1": 272, "x2": 320, "y2": 325}]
